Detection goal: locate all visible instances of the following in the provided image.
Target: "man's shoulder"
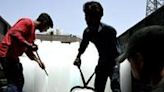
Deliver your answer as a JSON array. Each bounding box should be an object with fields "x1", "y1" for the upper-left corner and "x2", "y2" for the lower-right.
[
  {"x1": 101, "y1": 23, "x2": 116, "y2": 34},
  {"x1": 18, "y1": 18, "x2": 33, "y2": 24},
  {"x1": 102, "y1": 23, "x2": 115, "y2": 30},
  {"x1": 17, "y1": 18, "x2": 34, "y2": 27}
]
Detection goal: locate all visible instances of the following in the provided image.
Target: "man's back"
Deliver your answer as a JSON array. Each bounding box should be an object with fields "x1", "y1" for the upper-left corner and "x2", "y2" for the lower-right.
[{"x1": 0, "y1": 18, "x2": 35, "y2": 59}]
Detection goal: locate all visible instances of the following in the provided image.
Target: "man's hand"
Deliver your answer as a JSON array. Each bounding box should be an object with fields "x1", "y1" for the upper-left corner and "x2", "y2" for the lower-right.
[
  {"x1": 34, "y1": 56, "x2": 45, "y2": 69},
  {"x1": 73, "y1": 57, "x2": 81, "y2": 68},
  {"x1": 38, "y1": 60, "x2": 45, "y2": 69},
  {"x1": 24, "y1": 41, "x2": 38, "y2": 51},
  {"x1": 29, "y1": 44, "x2": 38, "y2": 51}
]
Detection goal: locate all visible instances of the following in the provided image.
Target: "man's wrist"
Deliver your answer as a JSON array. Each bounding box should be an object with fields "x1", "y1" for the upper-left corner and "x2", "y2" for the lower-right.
[{"x1": 24, "y1": 41, "x2": 32, "y2": 47}]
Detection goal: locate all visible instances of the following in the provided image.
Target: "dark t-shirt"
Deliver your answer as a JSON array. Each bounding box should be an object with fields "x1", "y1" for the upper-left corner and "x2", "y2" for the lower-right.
[{"x1": 78, "y1": 23, "x2": 119, "y2": 67}]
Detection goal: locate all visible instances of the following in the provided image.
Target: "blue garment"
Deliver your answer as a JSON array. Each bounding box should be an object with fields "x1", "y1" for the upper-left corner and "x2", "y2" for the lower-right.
[{"x1": 0, "y1": 84, "x2": 18, "y2": 92}]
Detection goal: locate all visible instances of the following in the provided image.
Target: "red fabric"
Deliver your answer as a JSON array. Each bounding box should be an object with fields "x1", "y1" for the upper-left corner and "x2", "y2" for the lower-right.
[{"x1": 0, "y1": 18, "x2": 35, "y2": 60}]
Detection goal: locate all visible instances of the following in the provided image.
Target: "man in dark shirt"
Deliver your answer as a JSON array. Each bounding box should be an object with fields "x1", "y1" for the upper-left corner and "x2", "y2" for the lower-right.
[{"x1": 74, "y1": 1, "x2": 120, "y2": 92}]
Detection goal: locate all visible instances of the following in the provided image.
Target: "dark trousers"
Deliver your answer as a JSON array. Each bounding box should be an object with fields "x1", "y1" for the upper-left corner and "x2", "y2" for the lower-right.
[
  {"x1": 94, "y1": 59, "x2": 121, "y2": 92},
  {"x1": 0, "y1": 58, "x2": 24, "y2": 92}
]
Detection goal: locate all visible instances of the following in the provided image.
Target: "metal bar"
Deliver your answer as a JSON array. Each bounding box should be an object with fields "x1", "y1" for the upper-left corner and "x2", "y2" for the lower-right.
[{"x1": 35, "y1": 51, "x2": 48, "y2": 76}]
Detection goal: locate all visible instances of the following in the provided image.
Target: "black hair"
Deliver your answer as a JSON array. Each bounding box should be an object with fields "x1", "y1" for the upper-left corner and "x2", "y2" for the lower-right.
[
  {"x1": 128, "y1": 25, "x2": 164, "y2": 68},
  {"x1": 37, "y1": 13, "x2": 53, "y2": 28},
  {"x1": 83, "y1": 1, "x2": 103, "y2": 17}
]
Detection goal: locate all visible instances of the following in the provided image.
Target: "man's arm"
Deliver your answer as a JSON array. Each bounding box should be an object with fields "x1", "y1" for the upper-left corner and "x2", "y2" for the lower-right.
[
  {"x1": 25, "y1": 49, "x2": 45, "y2": 69},
  {"x1": 78, "y1": 29, "x2": 90, "y2": 57},
  {"x1": 74, "y1": 30, "x2": 89, "y2": 67},
  {"x1": 108, "y1": 27, "x2": 120, "y2": 63},
  {"x1": 25, "y1": 48, "x2": 37, "y2": 60}
]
